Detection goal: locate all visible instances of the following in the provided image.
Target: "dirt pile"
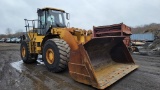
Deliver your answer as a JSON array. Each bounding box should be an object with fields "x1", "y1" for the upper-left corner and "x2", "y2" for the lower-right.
[
  {"x1": 139, "y1": 39, "x2": 160, "y2": 56},
  {"x1": 148, "y1": 39, "x2": 160, "y2": 49}
]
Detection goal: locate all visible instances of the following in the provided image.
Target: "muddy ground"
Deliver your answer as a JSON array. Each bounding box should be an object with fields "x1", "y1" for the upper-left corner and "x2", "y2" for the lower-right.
[{"x1": 0, "y1": 43, "x2": 160, "y2": 90}]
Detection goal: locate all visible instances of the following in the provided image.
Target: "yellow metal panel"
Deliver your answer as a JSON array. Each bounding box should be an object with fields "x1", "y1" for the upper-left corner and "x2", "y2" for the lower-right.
[
  {"x1": 35, "y1": 36, "x2": 44, "y2": 42},
  {"x1": 28, "y1": 42, "x2": 32, "y2": 53},
  {"x1": 50, "y1": 28, "x2": 93, "y2": 50},
  {"x1": 36, "y1": 47, "x2": 41, "y2": 53},
  {"x1": 59, "y1": 29, "x2": 79, "y2": 50},
  {"x1": 73, "y1": 36, "x2": 78, "y2": 42},
  {"x1": 27, "y1": 32, "x2": 44, "y2": 54},
  {"x1": 79, "y1": 36, "x2": 85, "y2": 44},
  {"x1": 85, "y1": 36, "x2": 92, "y2": 43},
  {"x1": 27, "y1": 28, "x2": 92, "y2": 53}
]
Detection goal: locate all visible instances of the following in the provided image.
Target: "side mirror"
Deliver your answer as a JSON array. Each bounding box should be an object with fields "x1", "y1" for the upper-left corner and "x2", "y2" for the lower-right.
[{"x1": 66, "y1": 13, "x2": 70, "y2": 20}]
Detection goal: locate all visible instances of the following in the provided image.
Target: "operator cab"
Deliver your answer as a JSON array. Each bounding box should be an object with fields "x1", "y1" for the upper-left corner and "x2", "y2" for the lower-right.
[{"x1": 37, "y1": 7, "x2": 69, "y2": 35}]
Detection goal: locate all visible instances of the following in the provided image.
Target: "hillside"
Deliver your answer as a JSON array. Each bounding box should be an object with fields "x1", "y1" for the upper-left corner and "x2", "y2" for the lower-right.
[{"x1": 131, "y1": 23, "x2": 160, "y2": 35}]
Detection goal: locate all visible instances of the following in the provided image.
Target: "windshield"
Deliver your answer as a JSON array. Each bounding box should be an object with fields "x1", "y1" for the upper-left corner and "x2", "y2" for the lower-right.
[{"x1": 47, "y1": 10, "x2": 66, "y2": 27}]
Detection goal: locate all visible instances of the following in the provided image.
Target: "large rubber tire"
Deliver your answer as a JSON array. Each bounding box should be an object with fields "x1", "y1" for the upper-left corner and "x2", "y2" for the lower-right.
[
  {"x1": 20, "y1": 41, "x2": 38, "y2": 64},
  {"x1": 42, "y1": 38, "x2": 70, "y2": 72}
]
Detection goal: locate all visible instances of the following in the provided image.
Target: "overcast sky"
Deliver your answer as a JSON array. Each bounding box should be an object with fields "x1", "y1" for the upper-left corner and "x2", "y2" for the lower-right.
[{"x1": 0, "y1": 0, "x2": 160, "y2": 34}]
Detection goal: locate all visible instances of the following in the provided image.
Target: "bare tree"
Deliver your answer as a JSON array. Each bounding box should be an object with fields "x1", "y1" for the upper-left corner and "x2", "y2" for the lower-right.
[
  {"x1": 14, "y1": 29, "x2": 23, "y2": 37},
  {"x1": 0, "y1": 34, "x2": 7, "y2": 39},
  {"x1": 6, "y1": 28, "x2": 12, "y2": 37},
  {"x1": 131, "y1": 23, "x2": 160, "y2": 34}
]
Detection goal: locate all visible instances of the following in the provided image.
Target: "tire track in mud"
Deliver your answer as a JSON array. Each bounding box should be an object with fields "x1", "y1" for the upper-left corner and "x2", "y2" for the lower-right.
[
  {"x1": 0, "y1": 43, "x2": 94, "y2": 90},
  {"x1": 0, "y1": 44, "x2": 35, "y2": 90},
  {"x1": 108, "y1": 54, "x2": 160, "y2": 90}
]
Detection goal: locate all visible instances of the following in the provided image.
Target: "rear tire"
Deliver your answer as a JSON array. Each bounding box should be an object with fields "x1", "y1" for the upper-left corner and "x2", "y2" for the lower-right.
[
  {"x1": 43, "y1": 38, "x2": 70, "y2": 72},
  {"x1": 20, "y1": 41, "x2": 38, "y2": 64}
]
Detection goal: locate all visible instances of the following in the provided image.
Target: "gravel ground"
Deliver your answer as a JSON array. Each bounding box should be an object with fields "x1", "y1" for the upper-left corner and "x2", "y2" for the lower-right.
[{"x1": 0, "y1": 43, "x2": 160, "y2": 90}]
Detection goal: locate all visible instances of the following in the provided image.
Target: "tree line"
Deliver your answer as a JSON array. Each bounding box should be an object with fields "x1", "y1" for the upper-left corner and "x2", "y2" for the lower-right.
[
  {"x1": 1, "y1": 23, "x2": 160, "y2": 39},
  {"x1": 0, "y1": 28, "x2": 24, "y2": 39},
  {"x1": 131, "y1": 23, "x2": 160, "y2": 35}
]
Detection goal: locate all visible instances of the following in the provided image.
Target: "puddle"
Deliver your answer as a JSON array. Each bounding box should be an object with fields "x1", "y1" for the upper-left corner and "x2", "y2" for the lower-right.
[
  {"x1": 10, "y1": 55, "x2": 44, "y2": 73},
  {"x1": 37, "y1": 55, "x2": 44, "y2": 65},
  {"x1": 10, "y1": 59, "x2": 93, "y2": 90},
  {"x1": 37, "y1": 59, "x2": 44, "y2": 65},
  {"x1": 38, "y1": 55, "x2": 42, "y2": 59},
  {"x1": 10, "y1": 61, "x2": 24, "y2": 72}
]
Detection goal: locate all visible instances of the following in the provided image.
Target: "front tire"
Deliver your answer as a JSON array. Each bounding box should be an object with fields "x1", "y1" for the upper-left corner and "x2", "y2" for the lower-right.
[
  {"x1": 43, "y1": 38, "x2": 70, "y2": 72},
  {"x1": 20, "y1": 41, "x2": 38, "y2": 64}
]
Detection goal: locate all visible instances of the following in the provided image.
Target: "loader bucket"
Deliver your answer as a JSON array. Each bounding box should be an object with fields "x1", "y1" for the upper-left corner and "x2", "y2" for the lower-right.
[{"x1": 68, "y1": 36, "x2": 138, "y2": 89}]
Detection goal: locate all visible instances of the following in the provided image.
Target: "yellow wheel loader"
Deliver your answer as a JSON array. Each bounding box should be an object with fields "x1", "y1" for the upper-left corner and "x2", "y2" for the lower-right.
[{"x1": 20, "y1": 7, "x2": 138, "y2": 89}]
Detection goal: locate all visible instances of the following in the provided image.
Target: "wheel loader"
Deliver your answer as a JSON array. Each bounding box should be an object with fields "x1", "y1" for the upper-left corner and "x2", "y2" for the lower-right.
[{"x1": 20, "y1": 7, "x2": 138, "y2": 89}]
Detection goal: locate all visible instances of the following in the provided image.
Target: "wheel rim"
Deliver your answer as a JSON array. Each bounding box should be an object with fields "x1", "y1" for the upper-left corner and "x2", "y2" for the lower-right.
[
  {"x1": 46, "y1": 48, "x2": 54, "y2": 64},
  {"x1": 22, "y1": 47, "x2": 26, "y2": 57}
]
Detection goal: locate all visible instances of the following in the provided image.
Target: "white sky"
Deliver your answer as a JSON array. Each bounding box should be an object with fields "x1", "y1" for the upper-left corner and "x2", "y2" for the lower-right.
[{"x1": 0, "y1": 0, "x2": 160, "y2": 34}]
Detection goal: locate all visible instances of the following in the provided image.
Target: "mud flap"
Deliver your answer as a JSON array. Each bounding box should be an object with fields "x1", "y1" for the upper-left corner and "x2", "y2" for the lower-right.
[{"x1": 68, "y1": 37, "x2": 138, "y2": 89}]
